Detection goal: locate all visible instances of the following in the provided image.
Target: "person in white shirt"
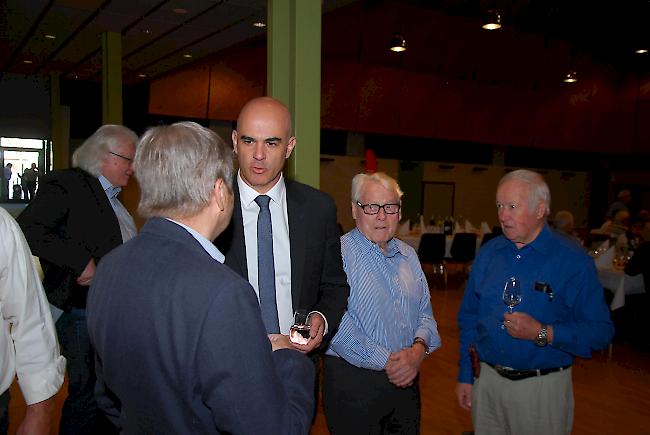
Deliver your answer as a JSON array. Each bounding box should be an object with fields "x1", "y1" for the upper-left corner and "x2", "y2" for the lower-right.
[{"x1": 0, "y1": 207, "x2": 65, "y2": 434}]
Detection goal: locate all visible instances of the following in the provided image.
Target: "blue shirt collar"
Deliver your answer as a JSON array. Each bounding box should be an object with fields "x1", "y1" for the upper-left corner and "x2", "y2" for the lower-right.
[
  {"x1": 350, "y1": 227, "x2": 403, "y2": 258},
  {"x1": 165, "y1": 218, "x2": 225, "y2": 263},
  {"x1": 99, "y1": 175, "x2": 121, "y2": 198},
  {"x1": 497, "y1": 223, "x2": 552, "y2": 256}
]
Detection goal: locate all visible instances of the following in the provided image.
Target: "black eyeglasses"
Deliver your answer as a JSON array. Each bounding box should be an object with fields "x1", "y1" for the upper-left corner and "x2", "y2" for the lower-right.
[
  {"x1": 356, "y1": 201, "x2": 401, "y2": 215},
  {"x1": 109, "y1": 151, "x2": 133, "y2": 162}
]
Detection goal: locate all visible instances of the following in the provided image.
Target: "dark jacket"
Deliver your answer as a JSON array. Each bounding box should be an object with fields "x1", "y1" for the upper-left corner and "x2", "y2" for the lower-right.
[
  {"x1": 87, "y1": 218, "x2": 315, "y2": 434},
  {"x1": 214, "y1": 178, "x2": 350, "y2": 340},
  {"x1": 17, "y1": 168, "x2": 122, "y2": 310}
]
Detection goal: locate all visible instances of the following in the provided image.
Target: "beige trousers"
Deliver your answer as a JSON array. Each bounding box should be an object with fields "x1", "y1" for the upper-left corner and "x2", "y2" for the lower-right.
[{"x1": 472, "y1": 362, "x2": 574, "y2": 435}]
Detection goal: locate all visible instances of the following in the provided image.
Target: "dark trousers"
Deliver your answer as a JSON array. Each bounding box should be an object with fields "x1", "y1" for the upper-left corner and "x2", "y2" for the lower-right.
[
  {"x1": 323, "y1": 355, "x2": 421, "y2": 435},
  {"x1": 56, "y1": 308, "x2": 115, "y2": 435},
  {"x1": 26, "y1": 181, "x2": 37, "y2": 201},
  {"x1": 0, "y1": 390, "x2": 8, "y2": 435}
]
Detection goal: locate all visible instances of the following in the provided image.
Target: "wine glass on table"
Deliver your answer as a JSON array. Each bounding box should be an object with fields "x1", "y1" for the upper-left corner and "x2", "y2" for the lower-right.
[
  {"x1": 501, "y1": 277, "x2": 522, "y2": 329},
  {"x1": 290, "y1": 309, "x2": 311, "y2": 345}
]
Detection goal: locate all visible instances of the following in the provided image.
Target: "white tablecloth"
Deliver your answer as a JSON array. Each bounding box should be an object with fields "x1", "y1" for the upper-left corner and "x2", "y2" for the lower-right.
[{"x1": 597, "y1": 268, "x2": 645, "y2": 310}]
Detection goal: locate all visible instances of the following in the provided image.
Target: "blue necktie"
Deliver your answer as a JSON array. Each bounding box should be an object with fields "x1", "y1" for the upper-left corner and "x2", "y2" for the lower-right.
[{"x1": 255, "y1": 195, "x2": 280, "y2": 333}]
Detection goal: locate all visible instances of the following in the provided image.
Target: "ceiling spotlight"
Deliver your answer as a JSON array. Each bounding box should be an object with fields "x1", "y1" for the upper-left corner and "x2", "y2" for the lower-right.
[
  {"x1": 389, "y1": 34, "x2": 406, "y2": 52},
  {"x1": 23, "y1": 60, "x2": 33, "y2": 64},
  {"x1": 253, "y1": 21, "x2": 266, "y2": 28},
  {"x1": 482, "y1": 9, "x2": 502, "y2": 30},
  {"x1": 183, "y1": 53, "x2": 193, "y2": 58},
  {"x1": 563, "y1": 70, "x2": 578, "y2": 83},
  {"x1": 44, "y1": 33, "x2": 56, "y2": 39},
  {"x1": 138, "y1": 73, "x2": 147, "y2": 78},
  {"x1": 635, "y1": 48, "x2": 648, "y2": 54},
  {"x1": 142, "y1": 29, "x2": 152, "y2": 35}
]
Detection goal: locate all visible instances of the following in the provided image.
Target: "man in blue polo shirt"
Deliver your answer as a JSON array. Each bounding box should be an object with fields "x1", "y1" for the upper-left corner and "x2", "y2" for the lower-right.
[{"x1": 456, "y1": 169, "x2": 614, "y2": 435}]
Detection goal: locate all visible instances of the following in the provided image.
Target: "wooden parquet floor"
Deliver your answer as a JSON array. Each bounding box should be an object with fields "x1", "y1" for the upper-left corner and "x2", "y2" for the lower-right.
[{"x1": 8, "y1": 287, "x2": 650, "y2": 434}]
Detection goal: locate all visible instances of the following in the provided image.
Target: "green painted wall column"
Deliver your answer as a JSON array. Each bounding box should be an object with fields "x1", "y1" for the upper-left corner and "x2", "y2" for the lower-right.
[
  {"x1": 50, "y1": 72, "x2": 68, "y2": 169},
  {"x1": 102, "y1": 31, "x2": 123, "y2": 124},
  {"x1": 267, "y1": 0, "x2": 321, "y2": 188}
]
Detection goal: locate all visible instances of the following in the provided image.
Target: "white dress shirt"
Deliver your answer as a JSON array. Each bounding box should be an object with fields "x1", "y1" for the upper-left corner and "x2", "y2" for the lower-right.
[
  {"x1": 238, "y1": 172, "x2": 294, "y2": 334},
  {"x1": 0, "y1": 207, "x2": 65, "y2": 404}
]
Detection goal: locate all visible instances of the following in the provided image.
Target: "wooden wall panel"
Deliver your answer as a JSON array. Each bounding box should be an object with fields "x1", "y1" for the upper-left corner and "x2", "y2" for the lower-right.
[
  {"x1": 147, "y1": 3, "x2": 650, "y2": 154},
  {"x1": 396, "y1": 71, "x2": 440, "y2": 138},
  {"x1": 207, "y1": 46, "x2": 265, "y2": 122},
  {"x1": 356, "y1": 65, "x2": 403, "y2": 134},
  {"x1": 149, "y1": 65, "x2": 210, "y2": 118},
  {"x1": 430, "y1": 79, "x2": 473, "y2": 142},
  {"x1": 321, "y1": 60, "x2": 362, "y2": 131}
]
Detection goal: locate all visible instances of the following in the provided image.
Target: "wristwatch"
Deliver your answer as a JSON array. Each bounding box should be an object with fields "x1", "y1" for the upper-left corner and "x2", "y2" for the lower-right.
[
  {"x1": 413, "y1": 337, "x2": 430, "y2": 355},
  {"x1": 535, "y1": 324, "x2": 548, "y2": 347}
]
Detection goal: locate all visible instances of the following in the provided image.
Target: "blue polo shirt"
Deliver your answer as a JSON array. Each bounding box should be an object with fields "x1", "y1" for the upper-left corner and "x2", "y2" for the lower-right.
[{"x1": 457, "y1": 224, "x2": 614, "y2": 384}]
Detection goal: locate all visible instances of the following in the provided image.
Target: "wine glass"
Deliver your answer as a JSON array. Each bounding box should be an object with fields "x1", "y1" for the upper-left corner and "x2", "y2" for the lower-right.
[
  {"x1": 289, "y1": 309, "x2": 311, "y2": 345},
  {"x1": 503, "y1": 277, "x2": 522, "y2": 314}
]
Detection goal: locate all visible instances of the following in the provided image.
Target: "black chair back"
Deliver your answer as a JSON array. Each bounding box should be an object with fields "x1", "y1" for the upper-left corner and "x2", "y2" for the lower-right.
[
  {"x1": 418, "y1": 233, "x2": 446, "y2": 264},
  {"x1": 450, "y1": 233, "x2": 477, "y2": 262}
]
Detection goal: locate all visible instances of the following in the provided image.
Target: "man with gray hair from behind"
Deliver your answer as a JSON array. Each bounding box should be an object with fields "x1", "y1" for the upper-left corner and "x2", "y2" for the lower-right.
[
  {"x1": 18, "y1": 124, "x2": 138, "y2": 434},
  {"x1": 86, "y1": 121, "x2": 315, "y2": 434},
  {"x1": 456, "y1": 169, "x2": 614, "y2": 435}
]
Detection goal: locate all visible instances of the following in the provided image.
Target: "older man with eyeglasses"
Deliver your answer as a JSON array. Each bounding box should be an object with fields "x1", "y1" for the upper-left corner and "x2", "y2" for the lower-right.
[
  {"x1": 323, "y1": 172, "x2": 441, "y2": 435},
  {"x1": 18, "y1": 124, "x2": 138, "y2": 434}
]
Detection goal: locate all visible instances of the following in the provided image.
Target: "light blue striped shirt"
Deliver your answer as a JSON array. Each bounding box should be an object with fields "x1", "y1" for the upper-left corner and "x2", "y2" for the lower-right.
[
  {"x1": 326, "y1": 228, "x2": 441, "y2": 371},
  {"x1": 99, "y1": 175, "x2": 137, "y2": 242}
]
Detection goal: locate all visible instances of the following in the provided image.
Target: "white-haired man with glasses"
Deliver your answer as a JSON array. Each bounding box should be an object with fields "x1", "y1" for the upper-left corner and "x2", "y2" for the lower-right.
[
  {"x1": 18, "y1": 124, "x2": 138, "y2": 434},
  {"x1": 323, "y1": 172, "x2": 441, "y2": 434}
]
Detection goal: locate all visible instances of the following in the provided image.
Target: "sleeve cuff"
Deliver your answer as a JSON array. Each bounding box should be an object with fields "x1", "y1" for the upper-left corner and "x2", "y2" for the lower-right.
[
  {"x1": 309, "y1": 310, "x2": 328, "y2": 336},
  {"x1": 18, "y1": 355, "x2": 66, "y2": 405}
]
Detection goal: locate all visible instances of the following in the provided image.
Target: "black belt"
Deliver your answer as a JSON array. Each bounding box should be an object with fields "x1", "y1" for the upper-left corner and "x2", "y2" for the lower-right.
[{"x1": 485, "y1": 362, "x2": 571, "y2": 381}]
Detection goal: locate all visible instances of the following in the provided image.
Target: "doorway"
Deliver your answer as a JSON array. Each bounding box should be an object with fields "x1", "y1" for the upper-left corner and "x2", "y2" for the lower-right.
[{"x1": 1, "y1": 137, "x2": 48, "y2": 202}]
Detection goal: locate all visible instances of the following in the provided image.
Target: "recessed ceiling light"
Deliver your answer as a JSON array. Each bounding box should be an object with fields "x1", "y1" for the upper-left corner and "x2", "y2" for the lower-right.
[
  {"x1": 142, "y1": 29, "x2": 151, "y2": 35},
  {"x1": 183, "y1": 54, "x2": 192, "y2": 58},
  {"x1": 138, "y1": 73, "x2": 147, "y2": 78},
  {"x1": 563, "y1": 70, "x2": 578, "y2": 83},
  {"x1": 253, "y1": 21, "x2": 266, "y2": 28},
  {"x1": 173, "y1": 8, "x2": 188, "y2": 14},
  {"x1": 23, "y1": 60, "x2": 33, "y2": 64},
  {"x1": 44, "y1": 34, "x2": 56, "y2": 39},
  {"x1": 635, "y1": 49, "x2": 648, "y2": 54}
]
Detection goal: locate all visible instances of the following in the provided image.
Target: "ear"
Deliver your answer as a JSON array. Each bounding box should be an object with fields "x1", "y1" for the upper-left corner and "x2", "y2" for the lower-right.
[
  {"x1": 285, "y1": 136, "x2": 296, "y2": 159},
  {"x1": 214, "y1": 179, "x2": 226, "y2": 211},
  {"x1": 536, "y1": 202, "x2": 546, "y2": 220},
  {"x1": 231, "y1": 130, "x2": 239, "y2": 155},
  {"x1": 351, "y1": 201, "x2": 358, "y2": 220}
]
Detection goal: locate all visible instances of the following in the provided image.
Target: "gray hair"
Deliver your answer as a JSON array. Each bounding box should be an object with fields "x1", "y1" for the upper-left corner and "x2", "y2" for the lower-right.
[
  {"x1": 135, "y1": 121, "x2": 234, "y2": 219},
  {"x1": 498, "y1": 169, "x2": 551, "y2": 216},
  {"x1": 351, "y1": 172, "x2": 403, "y2": 202},
  {"x1": 72, "y1": 125, "x2": 138, "y2": 176},
  {"x1": 554, "y1": 210, "x2": 574, "y2": 232}
]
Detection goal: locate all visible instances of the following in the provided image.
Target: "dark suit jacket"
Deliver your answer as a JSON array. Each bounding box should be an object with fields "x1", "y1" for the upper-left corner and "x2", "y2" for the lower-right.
[
  {"x1": 215, "y1": 179, "x2": 350, "y2": 338},
  {"x1": 87, "y1": 218, "x2": 315, "y2": 434},
  {"x1": 17, "y1": 168, "x2": 122, "y2": 311}
]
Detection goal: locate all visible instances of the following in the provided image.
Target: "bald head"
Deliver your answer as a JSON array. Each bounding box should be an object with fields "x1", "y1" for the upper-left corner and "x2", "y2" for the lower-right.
[
  {"x1": 236, "y1": 97, "x2": 293, "y2": 139},
  {"x1": 232, "y1": 96, "x2": 296, "y2": 193}
]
